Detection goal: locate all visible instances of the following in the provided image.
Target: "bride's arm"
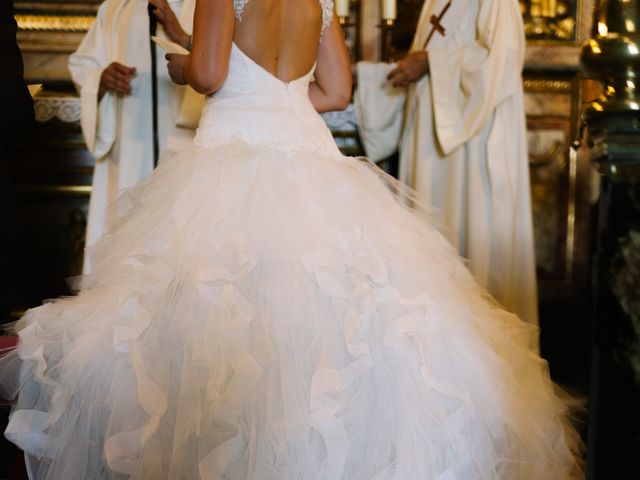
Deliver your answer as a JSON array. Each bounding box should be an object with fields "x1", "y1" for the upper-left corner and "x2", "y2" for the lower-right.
[
  {"x1": 309, "y1": 14, "x2": 352, "y2": 113},
  {"x1": 180, "y1": 0, "x2": 235, "y2": 95}
]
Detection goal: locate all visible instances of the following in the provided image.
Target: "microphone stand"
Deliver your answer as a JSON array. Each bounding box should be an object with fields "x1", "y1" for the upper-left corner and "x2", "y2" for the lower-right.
[{"x1": 148, "y1": 3, "x2": 160, "y2": 168}]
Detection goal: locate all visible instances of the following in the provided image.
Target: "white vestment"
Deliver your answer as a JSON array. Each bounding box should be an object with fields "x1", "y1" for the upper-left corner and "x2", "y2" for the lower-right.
[
  {"x1": 68, "y1": 0, "x2": 199, "y2": 273},
  {"x1": 399, "y1": 0, "x2": 538, "y2": 324}
]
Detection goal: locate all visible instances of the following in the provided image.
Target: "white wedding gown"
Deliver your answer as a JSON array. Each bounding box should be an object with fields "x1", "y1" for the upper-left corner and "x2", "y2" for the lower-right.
[{"x1": 1, "y1": 7, "x2": 581, "y2": 478}]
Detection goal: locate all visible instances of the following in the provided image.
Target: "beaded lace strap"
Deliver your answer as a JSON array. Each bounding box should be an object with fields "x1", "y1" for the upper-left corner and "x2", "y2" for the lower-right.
[
  {"x1": 233, "y1": 0, "x2": 334, "y2": 34},
  {"x1": 320, "y1": 0, "x2": 334, "y2": 34},
  {"x1": 233, "y1": 0, "x2": 248, "y2": 19}
]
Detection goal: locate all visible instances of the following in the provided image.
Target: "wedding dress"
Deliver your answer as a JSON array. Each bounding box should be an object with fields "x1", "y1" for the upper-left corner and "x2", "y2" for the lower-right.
[{"x1": 1, "y1": 1, "x2": 581, "y2": 478}]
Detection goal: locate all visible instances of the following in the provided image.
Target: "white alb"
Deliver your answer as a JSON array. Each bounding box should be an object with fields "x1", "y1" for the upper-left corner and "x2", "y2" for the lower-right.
[
  {"x1": 399, "y1": 0, "x2": 538, "y2": 324},
  {"x1": 68, "y1": 0, "x2": 198, "y2": 274}
]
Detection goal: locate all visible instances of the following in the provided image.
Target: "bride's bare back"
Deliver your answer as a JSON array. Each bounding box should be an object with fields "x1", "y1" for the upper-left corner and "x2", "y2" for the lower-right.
[
  {"x1": 178, "y1": 0, "x2": 352, "y2": 112},
  {"x1": 234, "y1": 0, "x2": 323, "y2": 82}
]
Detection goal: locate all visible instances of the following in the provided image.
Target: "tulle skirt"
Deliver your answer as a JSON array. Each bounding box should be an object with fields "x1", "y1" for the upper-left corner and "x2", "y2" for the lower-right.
[{"x1": 1, "y1": 142, "x2": 581, "y2": 479}]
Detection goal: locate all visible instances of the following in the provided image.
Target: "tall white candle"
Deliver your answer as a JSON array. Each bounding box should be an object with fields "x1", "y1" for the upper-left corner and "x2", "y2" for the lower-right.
[
  {"x1": 335, "y1": 0, "x2": 350, "y2": 17},
  {"x1": 381, "y1": 0, "x2": 397, "y2": 20}
]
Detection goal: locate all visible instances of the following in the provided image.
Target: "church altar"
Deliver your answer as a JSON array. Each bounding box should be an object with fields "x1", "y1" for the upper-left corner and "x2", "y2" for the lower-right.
[{"x1": 32, "y1": 89, "x2": 81, "y2": 124}]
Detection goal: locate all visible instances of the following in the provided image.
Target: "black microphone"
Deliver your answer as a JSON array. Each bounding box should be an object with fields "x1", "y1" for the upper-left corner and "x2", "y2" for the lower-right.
[{"x1": 148, "y1": 3, "x2": 157, "y2": 36}]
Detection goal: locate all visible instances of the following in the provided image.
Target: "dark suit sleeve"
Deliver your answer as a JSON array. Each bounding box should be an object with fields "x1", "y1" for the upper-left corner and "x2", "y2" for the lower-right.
[{"x1": 0, "y1": 0, "x2": 34, "y2": 136}]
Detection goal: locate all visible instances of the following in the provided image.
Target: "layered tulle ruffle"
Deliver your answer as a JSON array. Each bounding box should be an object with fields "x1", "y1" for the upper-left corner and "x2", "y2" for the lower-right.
[{"x1": 1, "y1": 143, "x2": 581, "y2": 479}]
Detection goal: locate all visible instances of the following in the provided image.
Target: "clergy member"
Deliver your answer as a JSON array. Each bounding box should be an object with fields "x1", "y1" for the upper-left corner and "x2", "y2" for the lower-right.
[
  {"x1": 69, "y1": 0, "x2": 198, "y2": 273},
  {"x1": 388, "y1": 0, "x2": 538, "y2": 324}
]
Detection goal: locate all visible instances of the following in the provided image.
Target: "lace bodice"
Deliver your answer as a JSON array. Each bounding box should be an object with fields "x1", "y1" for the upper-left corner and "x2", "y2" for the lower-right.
[
  {"x1": 193, "y1": 43, "x2": 340, "y2": 156},
  {"x1": 233, "y1": 0, "x2": 335, "y2": 34}
]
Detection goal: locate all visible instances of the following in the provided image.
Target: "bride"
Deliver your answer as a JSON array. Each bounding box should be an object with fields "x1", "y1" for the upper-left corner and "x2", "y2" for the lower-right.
[{"x1": 1, "y1": 0, "x2": 582, "y2": 478}]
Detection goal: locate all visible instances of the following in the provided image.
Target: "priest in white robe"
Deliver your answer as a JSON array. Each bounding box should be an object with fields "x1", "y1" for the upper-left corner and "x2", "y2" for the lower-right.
[
  {"x1": 388, "y1": 0, "x2": 538, "y2": 324},
  {"x1": 68, "y1": 0, "x2": 199, "y2": 273}
]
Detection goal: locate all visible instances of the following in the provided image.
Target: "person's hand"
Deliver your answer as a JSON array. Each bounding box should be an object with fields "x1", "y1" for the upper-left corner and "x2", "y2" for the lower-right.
[
  {"x1": 148, "y1": 0, "x2": 190, "y2": 49},
  {"x1": 99, "y1": 62, "x2": 136, "y2": 98},
  {"x1": 166, "y1": 53, "x2": 189, "y2": 85},
  {"x1": 387, "y1": 51, "x2": 429, "y2": 87}
]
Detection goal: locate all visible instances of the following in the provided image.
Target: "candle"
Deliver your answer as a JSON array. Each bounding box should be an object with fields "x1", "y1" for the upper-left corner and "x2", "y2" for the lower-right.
[
  {"x1": 381, "y1": 0, "x2": 396, "y2": 20},
  {"x1": 335, "y1": 0, "x2": 350, "y2": 17}
]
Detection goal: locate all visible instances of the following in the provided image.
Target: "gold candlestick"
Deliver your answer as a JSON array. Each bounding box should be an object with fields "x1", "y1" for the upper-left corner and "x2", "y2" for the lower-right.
[
  {"x1": 335, "y1": 0, "x2": 350, "y2": 37},
  {"x1": 338, "y1": 14, "x2": 349, "y2": 37},
  {"x1": 380, "y1": 18, "x2": 395, "y2": 62}
]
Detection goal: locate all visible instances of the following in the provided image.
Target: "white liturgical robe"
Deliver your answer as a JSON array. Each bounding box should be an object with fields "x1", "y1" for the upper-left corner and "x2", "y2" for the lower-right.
[
  {"x1": 68, "y1": 0, "x2": 199, "y2": 273},
  {"x1": 399, "y1": 0, "x2": 538, "y2": 324}
]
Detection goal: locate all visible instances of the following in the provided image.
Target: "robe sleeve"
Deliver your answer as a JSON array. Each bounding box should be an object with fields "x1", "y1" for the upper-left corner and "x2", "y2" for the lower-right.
[
  {"x1": 427, "y1": 0, "x2": 525, "y2": 155},
  {"x1": 68, "y1": 3, "x2": 117, "y2": 160}
]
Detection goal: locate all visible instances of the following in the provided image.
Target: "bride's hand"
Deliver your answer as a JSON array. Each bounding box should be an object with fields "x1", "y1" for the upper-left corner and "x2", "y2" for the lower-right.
[{"x1": 166, "y1": 54, "x2": 189, "y2": 85}]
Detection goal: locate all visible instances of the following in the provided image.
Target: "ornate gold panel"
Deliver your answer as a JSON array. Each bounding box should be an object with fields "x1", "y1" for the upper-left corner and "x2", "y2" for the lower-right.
[
  {"x1": 16, "y1": 13, "x2": 94, "y2": 31},
  {"x1": 15, "y1": 1, "x2": 99, "y2": 79}
]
